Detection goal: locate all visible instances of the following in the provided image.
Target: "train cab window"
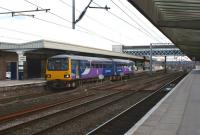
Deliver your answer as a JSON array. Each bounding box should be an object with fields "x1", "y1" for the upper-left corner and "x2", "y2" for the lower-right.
[{"x1": 47, "y1": 58, "x2": 68, "y2": 71}]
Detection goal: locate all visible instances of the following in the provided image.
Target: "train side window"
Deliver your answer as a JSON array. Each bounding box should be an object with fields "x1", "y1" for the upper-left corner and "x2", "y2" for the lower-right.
[
  {"x1": 97, "y1": 64, "x2": 101, "y2": 68},
  {"x1": 117, "y1": 63, "x2": 122, "y2": 67},
  {"x1": 91, "y1": 63, "x2": 99, "y2": 68},
  {"x1": 104, "y1": 64, "x2": 112, "y2": 68},
  {"x1": 80, "y1": 61, "x2": 86, "y2": 69},
  {"x1": 99, "y1": 64, "x2": 103, "y2": 68},
  {"x1": 86, "y1": 62, "x2": 90, "y2": 68}
]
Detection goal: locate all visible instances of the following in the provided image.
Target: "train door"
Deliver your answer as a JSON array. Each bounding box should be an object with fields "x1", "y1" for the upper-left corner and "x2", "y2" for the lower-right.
[
  {"x1": 113, "y1": 61, "x2": 117, "y2": 75},
  {"x1": 71, "y1": 60, "x2": 80, "y2": 79}
]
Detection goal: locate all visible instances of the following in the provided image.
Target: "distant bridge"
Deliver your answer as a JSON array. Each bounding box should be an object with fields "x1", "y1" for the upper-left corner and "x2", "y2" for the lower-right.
[{"x1": 119, "y1": 43, "x2": 184, "y2": 56}]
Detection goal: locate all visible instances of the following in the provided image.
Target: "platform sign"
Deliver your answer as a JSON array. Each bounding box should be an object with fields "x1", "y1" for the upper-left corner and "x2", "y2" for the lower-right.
[
  {"x1": 18, "y1": 56, "x2": 26, "y2": 62},
  {"x1": 18, "y1": 61, "x2": 23, "y2": 65}
]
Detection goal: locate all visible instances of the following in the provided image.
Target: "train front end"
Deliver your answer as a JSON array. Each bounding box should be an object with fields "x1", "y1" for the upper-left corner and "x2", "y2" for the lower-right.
[{"x1": 45, "y1": 57, "x2": 72, "y2": 89}]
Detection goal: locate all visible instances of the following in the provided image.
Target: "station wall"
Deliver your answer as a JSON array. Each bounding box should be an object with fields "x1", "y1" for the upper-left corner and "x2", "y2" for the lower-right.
[
  {"x1": 0, "y1": 51, "x2": 18, "y2": 80},
  {"x1": 25, "y1": 53, "x2": 47, "y2": 79},
  {"x1": 0, "y1": 51, "x2": 47, "y2": 80}
]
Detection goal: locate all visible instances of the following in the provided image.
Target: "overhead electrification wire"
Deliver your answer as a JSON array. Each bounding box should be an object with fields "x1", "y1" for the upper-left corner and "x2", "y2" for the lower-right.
[
  {"x1": 0, "y1": 6, "x2": 76, "y2": 31},
  {"x1": 24, "y1": 0, "x2": 72, "y2": 24},
  {"x1": 58, "y1": 0, "x2": 112, "y2": 30},
  {"x1": 0, "y1": 6, "x2": 12, "y2": 11},
  {"x1": 58, "y1": 0, "x2": 131, "y2": 44},
  {"x1": 24, "y1": 0, "x2": 124, "y2": 44},
  {"x1": 117, "y1": 0, "x2": 166, "y2": 42},
  {"x1": 0, "y1": 35, "x2": 29, "y2": 42},
  {"x1": 92, "y1": 2, "x2": 146, "y2": 34},
  {"x1": 0, "y1": 26, "x2": 41, "y2": 37},
  {"x1": 110, "y1": 0, "x2": 163, "y2": 42},
  {"x1": 0, "y1": 7, "x2": 77, "y2": 40},
  {"x1": 93, "y1": 1, "x2": 162, "y2": 43},
  {"x1": 0, "y1": 7, "x2": 91, "y2": 42},
  {"x1": 58, "y1": 0, "x2": 135, "y2": 43},
  {"x1": 58, "y1": 0, "x2": 116, "y2": 33},
  {"x1": 0, "y1": 2, "x2": 124, "y2": 45},
  {"x1": 78, "y1": 25, "x2": 123, "y2": 44},
  {"x1": 23, "y1": 0, "x2": 98, "y2": 34},
  {"x1": 34, "y1": 17, "x2": 72, "y2": 29},
  {"x1": 110, "y1": 1, "x2": 162, "y2": 43}
]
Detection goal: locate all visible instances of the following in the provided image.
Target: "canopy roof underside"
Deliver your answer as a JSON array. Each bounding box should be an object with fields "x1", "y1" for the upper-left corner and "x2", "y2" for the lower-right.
[{"x1": 128, "y1": 0, "x2": 200, "y2": 60}]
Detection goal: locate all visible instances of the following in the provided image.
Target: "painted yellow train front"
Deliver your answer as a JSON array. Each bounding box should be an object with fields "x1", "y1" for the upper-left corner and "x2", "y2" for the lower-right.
[{"x1": 45, "y1": 56, "x2": 75, "y2": 88}]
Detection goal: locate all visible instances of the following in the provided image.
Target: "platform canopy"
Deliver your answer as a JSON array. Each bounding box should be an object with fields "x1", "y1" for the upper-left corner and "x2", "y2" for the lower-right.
[
  {"x1": 0, "y1": 40, "x2": 144, "y2": 61},
  {"x1": 128, "y1": 0, "x2": 200, "y2": 60}
]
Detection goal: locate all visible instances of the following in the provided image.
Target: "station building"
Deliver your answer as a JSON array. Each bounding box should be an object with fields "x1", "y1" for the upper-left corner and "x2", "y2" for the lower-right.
[{"x1": 0, "y1": 40, "x2": 144, "y2": 80}]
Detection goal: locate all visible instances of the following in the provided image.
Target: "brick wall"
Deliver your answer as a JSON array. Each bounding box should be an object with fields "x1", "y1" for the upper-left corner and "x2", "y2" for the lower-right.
[
  {"x1": 0, "y1": 51, "x2": 48, "y2": 80},
  {"x1": 0, "y1": 51, "x2": 17, "y2": 80}
]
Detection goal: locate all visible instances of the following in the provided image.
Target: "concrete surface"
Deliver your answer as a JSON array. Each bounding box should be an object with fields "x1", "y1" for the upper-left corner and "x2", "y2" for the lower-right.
[
  {"x1": 0, "y1": 79, "x2": 46, "y2": 91},
  {"x1": 126, "y1": 69, "x2": 200, "y2": 135}
]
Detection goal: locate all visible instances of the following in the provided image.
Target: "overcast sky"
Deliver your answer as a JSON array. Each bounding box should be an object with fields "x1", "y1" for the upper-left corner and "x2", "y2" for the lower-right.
[{"x1": 0, "y1": 0, "x2": 171, "y2": 50}]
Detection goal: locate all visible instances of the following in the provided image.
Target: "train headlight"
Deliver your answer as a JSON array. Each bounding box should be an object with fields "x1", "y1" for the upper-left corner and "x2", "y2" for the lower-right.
[
  {"x1": 64, "y1": 74, "x2": 70, "y2": 78},
  {"x1": 46, "y1": 74, "x2": 51, "y2": 78}
]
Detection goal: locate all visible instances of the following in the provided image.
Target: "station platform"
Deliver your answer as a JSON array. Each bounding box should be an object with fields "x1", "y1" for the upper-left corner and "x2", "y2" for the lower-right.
[
  {"x1": 126, "y1": 69, "x2": 200, "y2": 135},
  {"x1": 0, "y1": 79, "x2": 46, "y2": 91}
]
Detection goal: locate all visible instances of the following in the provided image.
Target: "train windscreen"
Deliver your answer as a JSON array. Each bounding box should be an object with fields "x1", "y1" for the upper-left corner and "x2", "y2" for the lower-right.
[{"x1": 47, "y1": 58, "x2": 68, "y2": 71}]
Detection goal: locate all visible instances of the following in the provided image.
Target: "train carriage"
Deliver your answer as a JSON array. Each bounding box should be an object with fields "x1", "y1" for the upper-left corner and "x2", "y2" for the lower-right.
[{"x1": 46, "y1": 54, "x2": 135, "y2": 89}]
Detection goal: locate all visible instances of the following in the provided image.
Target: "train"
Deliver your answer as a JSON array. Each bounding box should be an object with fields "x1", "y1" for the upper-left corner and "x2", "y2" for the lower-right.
[{"x1": 45, "y1": 54, "x2": 135, "y2": 89}]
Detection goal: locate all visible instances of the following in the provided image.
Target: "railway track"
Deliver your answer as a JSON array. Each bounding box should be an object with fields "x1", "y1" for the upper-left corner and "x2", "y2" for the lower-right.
[
  {"x1": 0, "y1": 72, "x2": 167, "y2": 104},
  {"x1": 0, "y1": 85, "x2": 46, "y2": 99},
  {"x1": 0, "y1": 71, "x2": 150, "y2": 104},
  {"x1": 86, "y1": 74, "x2": 185, "y2": 135},
  {"x1": 33, "y1": 73, "x2": 184, "y2": 135},
  {"x1": 0, "y1": 71, "x2": 162, "y2": 104},
  {"x1": 94, "y1": 71, "x2": 167, "y2": 91},
  {"x1": 0, "y1": 92, "x2": 95, "y2": 123},
  {"x1": 0, "y1": 90, "x2": 138, "y2": 135},
  {"x1": 111, "y1": 72, "x2": 181, "y2": 91},
  {"x1": 33, "y1": 90, "x2": 144, "y2": 135},
  {"x1": 0, "y1": 72, "x2": 185, "y2": 135},
  {"x1": 0, "y1": 91, "x2": 54, "y2": 104}
]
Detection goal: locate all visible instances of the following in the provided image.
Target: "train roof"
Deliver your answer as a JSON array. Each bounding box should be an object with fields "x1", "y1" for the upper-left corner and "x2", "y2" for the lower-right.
[
  {"x1": 50, "y1": 54, "x2": 135, "y2": 64},
  {"x1": 50, "y1": 54, "x2": 112, "y2": 62},
  {"x1": 112, "y1": 59, "x2": 134, "y2": 63}
]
